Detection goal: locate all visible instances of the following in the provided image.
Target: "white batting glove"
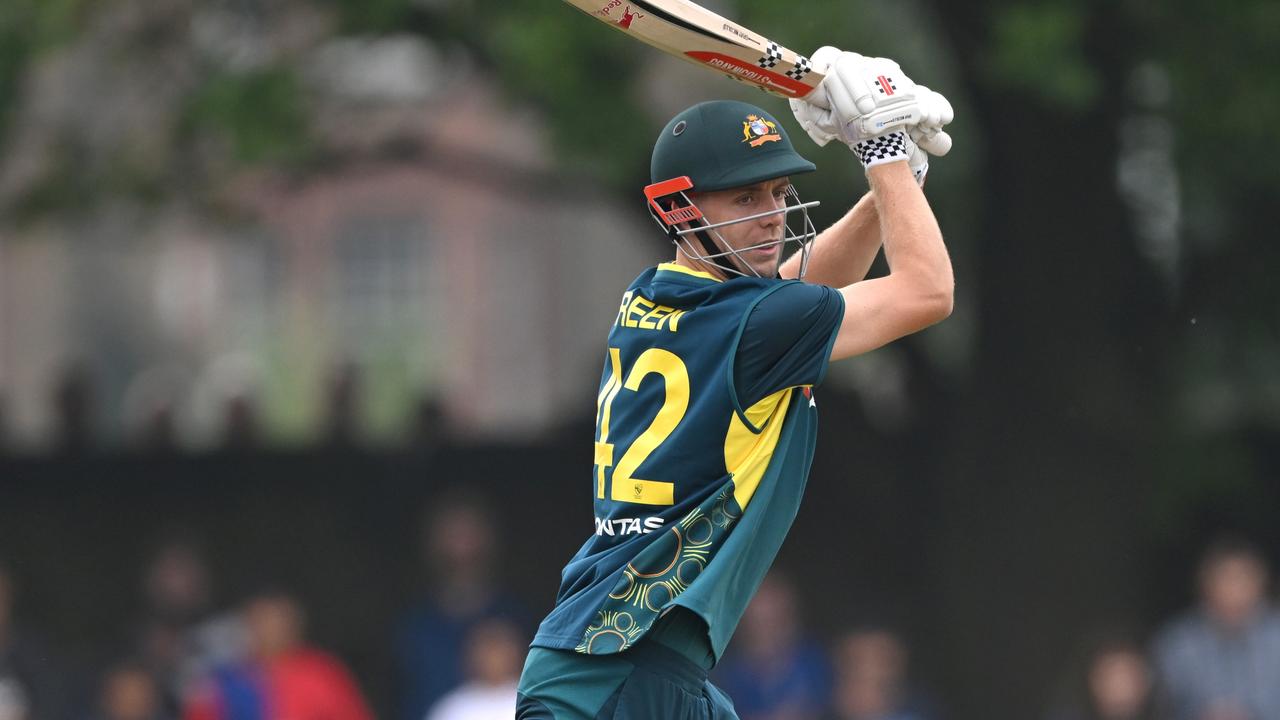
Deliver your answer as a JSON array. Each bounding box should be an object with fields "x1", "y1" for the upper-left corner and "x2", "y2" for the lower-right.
[
  {"x1": 825, "y1": 53, "x2": 922, "y2": 143},
  {"x1": 910, "y1": 85, "x2": 954, "y2": 156},
  {"x1": 790, "y1": 50, "x2": 954, "y2": 157},
  {"x1": 908, "y1": 141, "x2": 930, "y2": 186},
  {"x1": 790, "y1": 46, "x2": 849, "y2": 147}
]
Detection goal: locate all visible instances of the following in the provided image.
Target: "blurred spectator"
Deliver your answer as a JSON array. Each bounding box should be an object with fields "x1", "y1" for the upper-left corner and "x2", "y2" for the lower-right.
[
  {"x1": 395, "y1": 495, "x2": 527, "y2": 720},
  {"x1": 1045, "y1": 636, "x2": 1155, "y2": 720},
  {"x1": 1152, "y1": 536, "x2": 1280, "y2": 720},
  {"x1": 424, "y1": 618, "x2": 523, "y2": 720},
  {"x1": 135, "y1": 405, "x2": 178, "y2": 454},
  {"x1": 715, "y1": 572, "x2": 831, "y2": 720},
  {"x1": 53, "y1": 363, "x2": 96, "y2": 452},
  {"x1": 182, "y1": 589, "x2": 373, "y2": 720},
  {"x1": 323, "y1": 361, "x2": 362, "y2": 448},
  {"x1": 0, "y1": 560, "x2": 72, "y2": 720},
  {"x1": 133, "y1": 539, "x2": 244, "y2": 714},
  {"x1": 220, "y1": 395, "x2": 258, "y2": 450},
  {"x1": 91, "y1": 661, "x2": 173, "y2": 720},
  {"x1": 824, "y1": 625, "x2": 939, "y2": 720},
  {"x1": 408, "y1": 394, "x2": 447, "y2": 451},
  {"x1": 120, "y1": 367, "x2": 187, "y2": 453}
]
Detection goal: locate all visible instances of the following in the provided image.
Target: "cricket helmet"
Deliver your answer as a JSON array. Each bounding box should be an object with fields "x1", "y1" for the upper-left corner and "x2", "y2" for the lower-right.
[
  {"x1": 646, "y1": 100, "x2": 820, "y2": 278},
  {"x1": 651, "y1": 100, "x2": 816, "y2": 191}
]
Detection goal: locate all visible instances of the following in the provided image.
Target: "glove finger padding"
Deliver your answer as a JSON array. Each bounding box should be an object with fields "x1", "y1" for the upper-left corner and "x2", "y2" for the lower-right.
[
  {"x1": 789, "y1": 97, "x2": 835, "y2": 147},
  {"x1": 809, "y1": 45, "x2": 850, "y2": 74},
  {"x1": 823, "y1": 54, "x2": 868, "y2": 133},
  {"x1": 802, "y1": 46, "x2": 847, "y2": 110},
  {"x1": 914, "y1": 86, "x2": 954, "y2": 130},
  {"x1": 789, "y1": 46, "x2": 871, "y2": 147},
  {"x1": 912, "y1": 127, "x2": 952, "y2": 156}
]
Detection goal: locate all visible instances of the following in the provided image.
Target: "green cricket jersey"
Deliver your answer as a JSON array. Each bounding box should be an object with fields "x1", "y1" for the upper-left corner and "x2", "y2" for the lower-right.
[{"x1": 531, "y1": 262, "x2": 844, "y2": 662}]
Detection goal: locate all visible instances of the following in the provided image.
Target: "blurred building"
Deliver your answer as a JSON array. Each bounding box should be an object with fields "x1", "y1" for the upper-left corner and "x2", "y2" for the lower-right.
[{"x1": 0, "y1": 5, "x2": 654, "y2": 450}]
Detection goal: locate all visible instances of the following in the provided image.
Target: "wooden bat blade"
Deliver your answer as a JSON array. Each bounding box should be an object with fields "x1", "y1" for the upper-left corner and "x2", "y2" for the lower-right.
[{"x1": 561, "y1": 0, "x2": 822, "y2": 99}]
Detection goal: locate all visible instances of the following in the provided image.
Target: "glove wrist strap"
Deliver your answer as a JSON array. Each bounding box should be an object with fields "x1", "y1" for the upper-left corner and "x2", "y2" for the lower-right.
[{"x1": 855, "y1": 131, "x2": 910, "y2": 170}]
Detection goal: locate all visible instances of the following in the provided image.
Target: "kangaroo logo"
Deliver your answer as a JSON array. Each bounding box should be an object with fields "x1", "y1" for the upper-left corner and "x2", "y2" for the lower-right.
[{"x1": 617, "y1": 6, "x2": 643, "y2": 29}]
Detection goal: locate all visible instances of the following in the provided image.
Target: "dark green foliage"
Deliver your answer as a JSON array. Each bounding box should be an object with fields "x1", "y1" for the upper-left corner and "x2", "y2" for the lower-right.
[
  {"x1": 183, "y1": 67, "x2": 311, "y2": 165},
  {"x1": 0, "y1": 26, "x2": 28, "y2": 140},
  {"x1": 986, "y1": 3, "x2": 1099, "y2": 111},
  {"x1": 328, "y1": 0, "x2": 416, "y2": 34},
  {"x1": 0, "y1": 0, "x2": 91, "y2": 140},
  {"x1": 482, "y1": 5, "x2": 651, "y2": 185}
]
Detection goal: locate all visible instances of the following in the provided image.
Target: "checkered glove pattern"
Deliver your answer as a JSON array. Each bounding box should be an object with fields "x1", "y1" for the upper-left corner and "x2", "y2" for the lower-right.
[
  {"x1": 854, "y1": 130, "x2": 929, "y2": 185},
  {"x1": 855, "y1": 131, "x2": 909, "y2": 168}
]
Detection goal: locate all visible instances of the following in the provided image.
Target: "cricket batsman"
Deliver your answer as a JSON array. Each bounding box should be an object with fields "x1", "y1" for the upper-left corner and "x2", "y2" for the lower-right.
[{"x1": 516, "y1": 48, "x2": 956, "y2": 719}]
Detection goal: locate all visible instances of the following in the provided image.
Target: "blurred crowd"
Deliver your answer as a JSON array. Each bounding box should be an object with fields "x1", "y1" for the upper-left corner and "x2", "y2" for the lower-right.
[
  {"x1": 1043, "y1": 537, "x2": 1280, "y2": 720},
  {"x1": 2, "y1": 496, "x2": 1278, "y2": 720},
  {"x1": 0, "y1": 362, "x2": 449, "y2": 454}
]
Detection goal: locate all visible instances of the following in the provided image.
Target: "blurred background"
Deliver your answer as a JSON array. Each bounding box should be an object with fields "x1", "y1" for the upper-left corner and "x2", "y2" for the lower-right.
[{"x1": 1, "y1": 0, "x2": 1278, "y2": 719}]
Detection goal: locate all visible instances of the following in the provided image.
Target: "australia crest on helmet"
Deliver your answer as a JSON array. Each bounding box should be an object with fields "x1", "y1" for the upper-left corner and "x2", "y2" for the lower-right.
[{"x1": 742, "y1": 114, "x2": 781, "y2": 148}]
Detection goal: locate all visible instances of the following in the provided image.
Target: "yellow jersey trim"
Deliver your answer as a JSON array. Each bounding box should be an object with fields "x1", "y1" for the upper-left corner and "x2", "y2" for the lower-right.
[
  {"x1": 722, "y1": 388, "x2": 793, "y2": 509},
  {"x1": 657, "y1": 262, "x2": 722, "y2": 283}
]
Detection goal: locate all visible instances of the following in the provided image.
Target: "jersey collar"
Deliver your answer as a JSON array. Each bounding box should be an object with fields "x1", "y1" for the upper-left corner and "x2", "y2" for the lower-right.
[{"x1": 656, "y1": 262, "x2": 723, "y2": 283}]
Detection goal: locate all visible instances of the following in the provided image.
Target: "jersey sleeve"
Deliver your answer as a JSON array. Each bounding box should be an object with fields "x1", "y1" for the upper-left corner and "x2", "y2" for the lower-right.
[{"x1": 731, "y1": 281, "x2": 845, "y2": 412}]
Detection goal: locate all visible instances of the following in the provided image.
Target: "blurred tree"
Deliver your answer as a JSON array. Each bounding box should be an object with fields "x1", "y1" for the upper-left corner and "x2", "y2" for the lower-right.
[
  {"x1": 910, "y1": 2, "x2": 1160, "y2": 716},
  {"x1": 0, "y1": 0, "x2": 91, "y2": 140},
  {"x1": 182, "y1": 66, "x2": 311, "y2": 165},
  {"x1": 911, "y1": 0, "x2": 1279, "y2": 717},
  {"x1": 329, "y1": 0, "x2": 416, "y2": 34},
  {"x1": 457, "y1": 2, "x2": 652, "y2": 186}
]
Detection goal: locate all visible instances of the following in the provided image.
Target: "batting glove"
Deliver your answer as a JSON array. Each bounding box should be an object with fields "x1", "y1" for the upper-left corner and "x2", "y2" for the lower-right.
[
  {"x1": 827, "y1": 53, "x2": 922, "y2": 143},
  {"x1": 910, "y1": 84, "x2": 954, "y2": 156},
  {"x1": 790, "y1": 49, "x2": 954, "y2": 157}
]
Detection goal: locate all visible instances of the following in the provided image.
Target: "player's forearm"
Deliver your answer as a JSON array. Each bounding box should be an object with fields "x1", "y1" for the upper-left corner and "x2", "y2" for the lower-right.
[
  {"x1": 868, "y1": 162, "x2": 953, "y2": 318},
  {"x1": 781, "y1": 192, "x2": 881, "y2": 286}
]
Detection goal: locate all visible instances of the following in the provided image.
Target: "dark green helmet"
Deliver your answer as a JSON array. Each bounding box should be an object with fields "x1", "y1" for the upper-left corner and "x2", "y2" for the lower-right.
[{"x1": 650, "y1": 100, "x2": 816, "y2": 192}]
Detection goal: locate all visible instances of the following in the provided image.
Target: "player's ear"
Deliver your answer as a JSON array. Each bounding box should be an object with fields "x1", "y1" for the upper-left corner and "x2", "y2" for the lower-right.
[{"x1": 664, "y1": 199, "x2": 685, "y2": 232}]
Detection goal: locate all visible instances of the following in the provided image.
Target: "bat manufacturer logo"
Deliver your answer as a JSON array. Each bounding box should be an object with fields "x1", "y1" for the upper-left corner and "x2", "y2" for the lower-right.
[
  {"x1": 876, "y1": 75, "x2": 897, "y2": 96},
  {"x1": 617, "y1": 5, "x2": 643, "y2": 28},
  {"x1": 687, "y1": 52, "x2": 812, "y2": 98},
  {"x1": 592, "y1": 0, "x2": 622, "y2": 17},
  {"x1": 722, "y1": 23, "x2": 757, "y2": 44},
  {"x1": 741, "y1": 114, "x2": 780, "y2": 147}
]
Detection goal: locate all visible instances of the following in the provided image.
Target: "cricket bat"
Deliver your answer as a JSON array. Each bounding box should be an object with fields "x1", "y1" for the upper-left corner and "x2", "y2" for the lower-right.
[{"x1": 562, "y1": 0, "x2": 822, "y2": 100}]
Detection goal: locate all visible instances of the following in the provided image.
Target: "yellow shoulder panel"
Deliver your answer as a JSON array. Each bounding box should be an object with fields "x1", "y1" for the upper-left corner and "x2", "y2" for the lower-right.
[{"x1": 722, "y1": 388, "x2": 793, "y2": 509}]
